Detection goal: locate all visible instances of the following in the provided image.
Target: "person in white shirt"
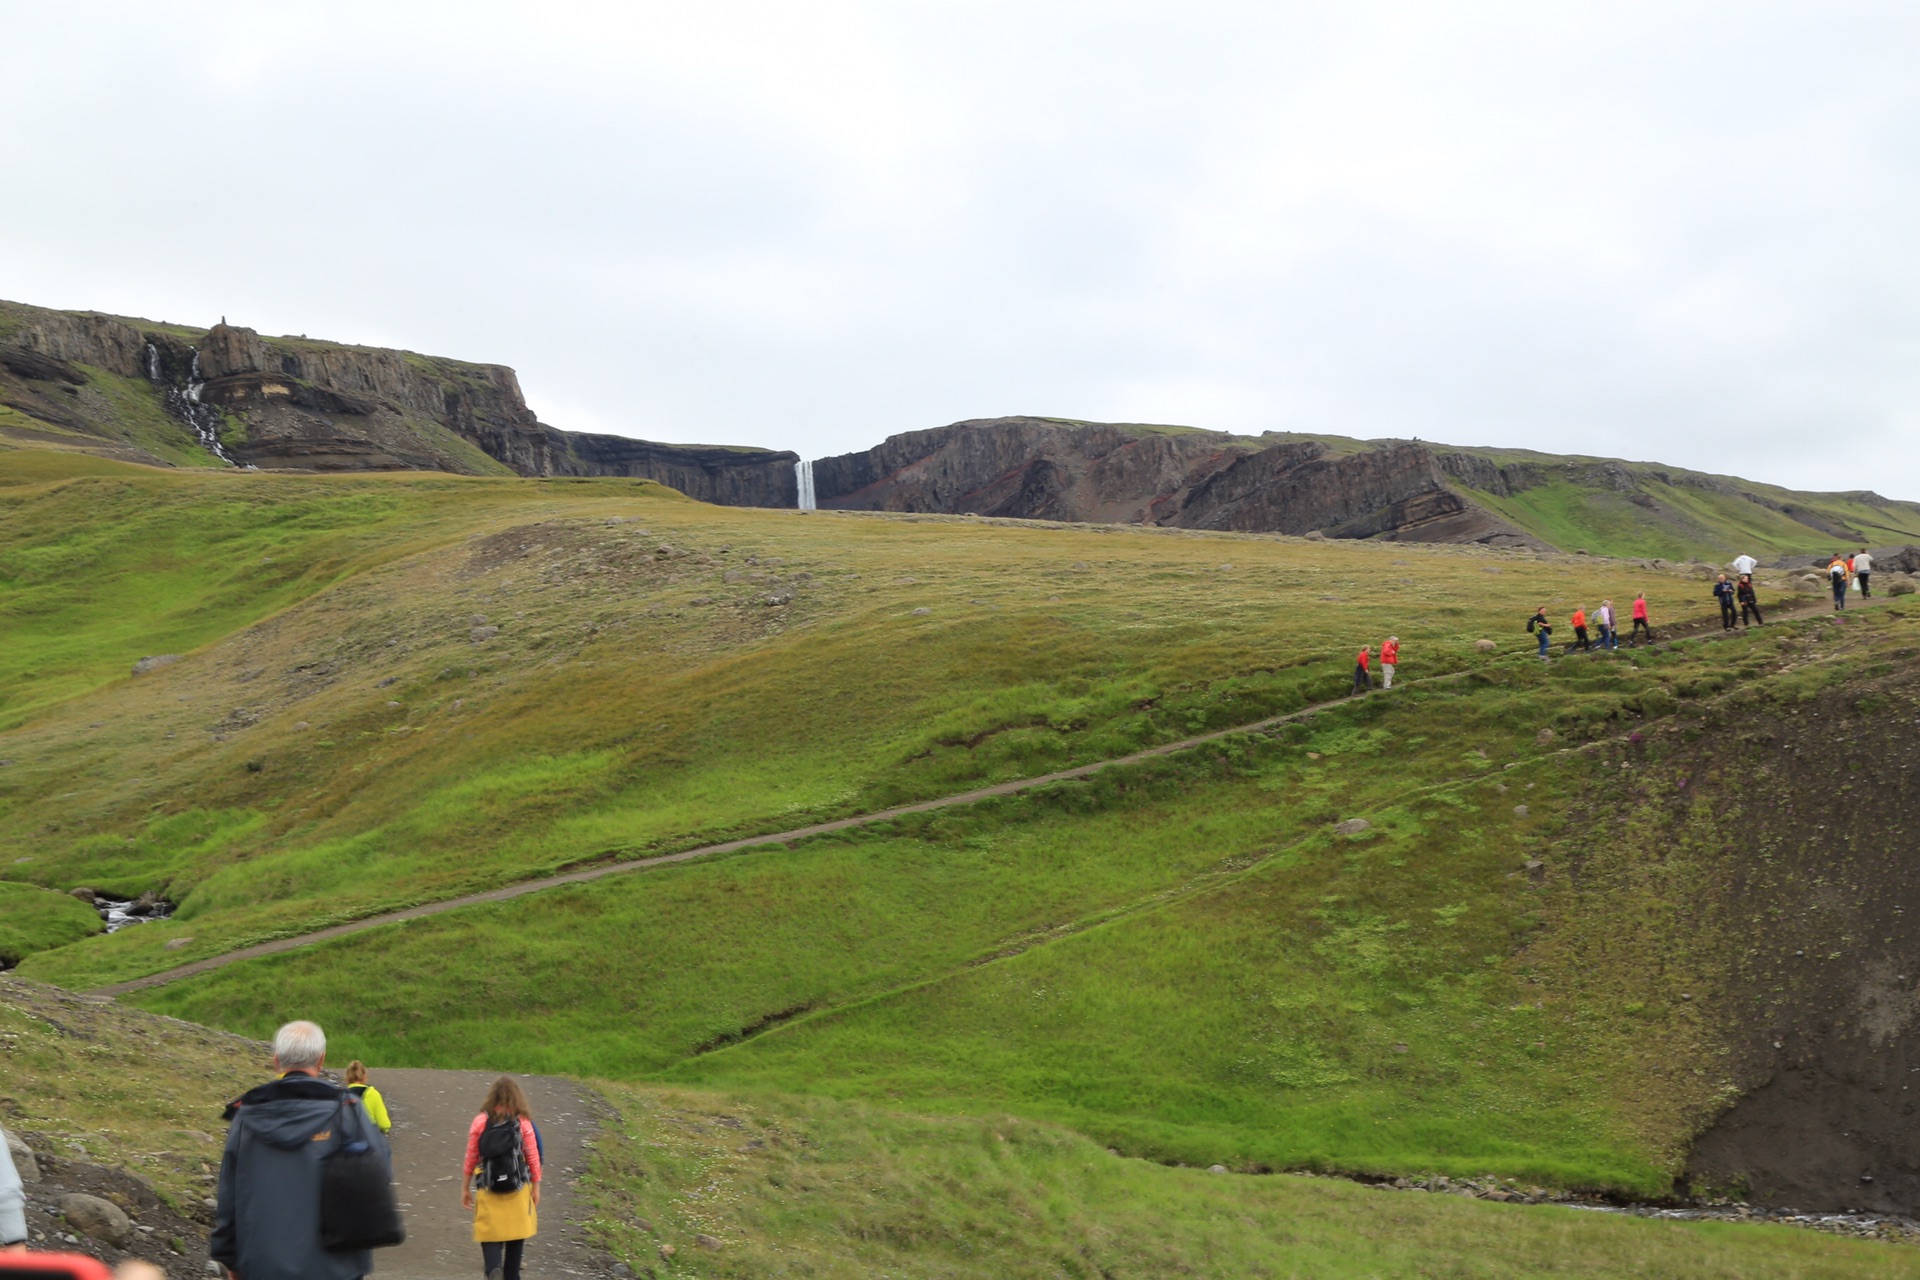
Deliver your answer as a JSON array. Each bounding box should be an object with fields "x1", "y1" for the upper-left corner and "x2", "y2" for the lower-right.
[
  {"x1": 1854, "y1": 548, "x2": 1873, "y2": 597},
  {"x1": 1732, "y1": 553, "x2": 1757, "y2": 578}
]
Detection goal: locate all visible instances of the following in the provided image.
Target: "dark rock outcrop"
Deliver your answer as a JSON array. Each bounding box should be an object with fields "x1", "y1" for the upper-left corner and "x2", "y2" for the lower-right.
[
  {"x1": 812, "y1": 418, "x2": 1539, "y2": 545},
  {"x1": 0, "y1": 301, "x2": 797, "y2": 504}
]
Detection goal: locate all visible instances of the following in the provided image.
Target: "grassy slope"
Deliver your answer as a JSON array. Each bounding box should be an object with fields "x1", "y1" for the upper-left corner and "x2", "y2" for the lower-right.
[
  {"x1": 0, "y1": 975, "x2": 263, "y2": 1205},
  {"x1": 582, "y1": 1085, "x2": 1912, "y2": 1279},
  {"x1": 0, "y1": 881, "x2": 103, "y2": 964},
  {"x1": 5, "y1": 449, "x2": 1732, "y2": 987}
]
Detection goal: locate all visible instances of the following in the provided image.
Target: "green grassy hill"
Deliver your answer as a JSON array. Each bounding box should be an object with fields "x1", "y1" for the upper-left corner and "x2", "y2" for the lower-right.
[{"x1": 6, "y1": 443, "x2": 1920, "y2": 1272}]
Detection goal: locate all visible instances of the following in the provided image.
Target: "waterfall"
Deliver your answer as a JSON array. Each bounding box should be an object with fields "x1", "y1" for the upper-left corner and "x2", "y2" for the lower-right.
[
  {"x1": 149, "y1": 344, "x2": 245, "y2": 468},
  {"x1": 795, "y1": 458, "x2": 817, "y2": 510}
]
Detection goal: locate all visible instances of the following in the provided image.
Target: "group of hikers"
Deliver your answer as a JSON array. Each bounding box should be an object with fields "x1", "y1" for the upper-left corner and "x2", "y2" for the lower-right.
[
  {"x1": 0, "y1": 1021, "x2": 542, "y2": 1280},
  {"x1": 1348, "y1": 547, "x2": 1891, "y2": 695},
  {"x1": 1824, "y1": 548, "x2": 1874, "y2": 609}
]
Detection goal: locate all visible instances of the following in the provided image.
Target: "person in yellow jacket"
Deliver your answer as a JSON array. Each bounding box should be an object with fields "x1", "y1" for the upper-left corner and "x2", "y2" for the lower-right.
[{"x1": 343, "y1": 1060, "x2": 392, "y2": 1134}]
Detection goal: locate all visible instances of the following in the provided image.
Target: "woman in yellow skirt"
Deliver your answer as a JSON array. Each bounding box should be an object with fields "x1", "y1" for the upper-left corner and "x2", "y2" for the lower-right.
[{"x1": 460, "y1": 1077, "x2": 542, "y2": 1280}]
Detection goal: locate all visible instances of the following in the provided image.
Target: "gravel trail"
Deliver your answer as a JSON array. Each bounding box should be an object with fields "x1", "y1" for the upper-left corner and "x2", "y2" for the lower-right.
[{"x1": 371, "y1": 1069, "x2": 612, "y2": 1280}]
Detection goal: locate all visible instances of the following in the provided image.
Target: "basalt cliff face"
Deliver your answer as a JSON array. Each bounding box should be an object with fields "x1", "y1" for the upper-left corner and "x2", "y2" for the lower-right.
[
  {"x1": 810, "y1": 417, "x2": 1540, "y2": 546},
  {"x1": 0, "y1": 300, "x2": 796, "y2": 506}
]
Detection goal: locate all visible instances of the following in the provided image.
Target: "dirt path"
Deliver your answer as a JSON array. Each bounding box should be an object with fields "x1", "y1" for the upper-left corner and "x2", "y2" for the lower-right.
[
  {"x1": 373, "y1": 1068, "x2": 612, "y2": 1280},
  {"x1": 96, "y1": 592, "x2": 1868, "y2": 998}
]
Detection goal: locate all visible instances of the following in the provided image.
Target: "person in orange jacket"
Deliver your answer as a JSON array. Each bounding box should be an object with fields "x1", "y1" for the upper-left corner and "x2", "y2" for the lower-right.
[
  {"x1": 1380, "y1": 636, "x2": 1400, "y2": 690},
  {"x1": 1570, "y1": 606, "x2": 1591, "y2": 652},
  {"x1": 1351, "y1": 645, "x2": 1371, "y2": 696}
]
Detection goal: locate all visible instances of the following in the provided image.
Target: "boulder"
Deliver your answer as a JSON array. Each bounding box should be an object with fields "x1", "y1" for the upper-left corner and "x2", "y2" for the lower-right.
[
  {"x1": 694, "y1": 1234, "x2": 724, "y2": 1250},
  {"x1": 132, "y1": 655, "x2": 182, "y2": 676},
  {"x1": 5, "y1": 1129, "x2": 39, "y2": 1183},
  {"x1": 1333, "y1": 818, "x2": 1371, "y2": 836},
  {"x1": 60, "y1": 1192, "x2": 132, "y2": 1245},
  {"x1": 1474, "y1": 639, "x2": 1497, "y2": 653},
  {"x1": 1888, "y1": 580, "x2": 1916, "y2": 597},
  {"x1": 69, "y1": 887, "x2": 97, "y2": 904},
  {"x1": 470, "y1": 626, "x2": 499, "y2": 642}
]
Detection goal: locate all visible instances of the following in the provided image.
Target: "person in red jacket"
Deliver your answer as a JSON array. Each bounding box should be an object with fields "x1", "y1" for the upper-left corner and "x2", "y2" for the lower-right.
[
  {"x1": 1630, "y1": 594, "x2": 1653, "y2": 645},
  {"x1": 1351, "y1": 646, "x2": 1371, "y2": 696},
  {"x1": 1570, "y1": 607, "x2": 1591, "y2": 652},
  {"x1": 1380, "y1": 636, "x2": 1400, "y2": 689}
]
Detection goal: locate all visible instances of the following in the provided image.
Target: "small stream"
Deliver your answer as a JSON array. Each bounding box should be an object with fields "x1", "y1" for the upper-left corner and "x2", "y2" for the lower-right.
[
  {"x1": 94, "y1": 895, "x2": 173, "y2": 934},
  {"x1": 147, "y1": 343, "x2": 244, "y2": 467}
]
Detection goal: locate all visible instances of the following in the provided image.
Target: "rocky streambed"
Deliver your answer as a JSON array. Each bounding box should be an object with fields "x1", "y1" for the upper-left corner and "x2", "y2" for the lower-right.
[{"x1": 1354, "y1": 1172, "x2": 1920, "y2": 1246}]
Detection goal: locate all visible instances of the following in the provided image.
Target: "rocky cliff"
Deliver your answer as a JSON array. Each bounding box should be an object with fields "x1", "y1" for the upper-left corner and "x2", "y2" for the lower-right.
[
  {"x1": 810, "y1": 417, "x2": 1540, "y2": 546},
  {"x1": 0, "y1": 300, "x2": 796, "y2": 505}
]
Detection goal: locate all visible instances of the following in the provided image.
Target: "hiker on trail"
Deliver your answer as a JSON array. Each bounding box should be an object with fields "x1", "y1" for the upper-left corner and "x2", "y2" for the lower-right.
[
  {"x1": 1737, "y1": 575, "x2": 1763, "y2": 628},
  {"x1": 1380, "y1": 636, "x2": 1400, "y2": 689},
  {"x1": 1855, "y1": 548, "x2": 1874, "y2": 597},
  {"x1": 1732, "y1": 552, "x2": 1758, "y2": 579},
  {"x1": 1828, "y1": 554, "x2": 1850, "y2": 610},
  {"x1": 1596, "y1": 599, "x2": 1618, "y2": 650},
  {"x1": 1713, "y1": 574, "x2": 1738, "y2": 631},
  {"x1": 1, "y1": 1124, "x2": 25, "y2": 1252},
  {"x1": 1527, "y1": 606, "x2": 1552, "y2": 659},
  {"x1": 1570, "y1": 606, "x2": 1592, "y2": 651},
  {"x1": 463, "y1": 1076, "x2": 543, "y2": 1280},
  {"x1": 1630, "y1": 594, "x2": 1653, "y2": 645},
  {"x1": 1351, "y1": 646, "x2": 1371, "y2": 696},
  {"x1": 344, "y1": 1061, "x2": 392, "y2": 1135},
  {"x1": 212, "y1": 1021, "x2": 391, "y2": 1280}
]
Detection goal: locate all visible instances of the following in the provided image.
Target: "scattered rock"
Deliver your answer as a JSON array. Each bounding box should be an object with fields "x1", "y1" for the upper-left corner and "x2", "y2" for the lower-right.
[
  {"x1": 610, "y1": 1265, "x2": 633, "y2": 1278},
  {"x1": 1890, "y1": 580, "x2": 1917, "y2": 597},
  {"x1": 60, "y1": 1192, "x2": 132, "y2": 1245},
  {"x1": 1513, "y1": 805, "x2": 1530, "y2": 817},
  {"x1": 131, "y1": 655, "x2": 182, "y2": 676},
  {"x1": 694, "y1": 1234, "x2": 724, "y2": 1251},
  {"x1": 376, "y1": 676, "x2": 398, "y2": 688},
  {"x1": 1217, "y1": 563, "x2": 1233, "y2": 571},
  {"x1": 291, "y1": 721, "x2": 309, "y2": 731},
  {"x1": 1535, "y1": 728, "x2": 1556, "y2": 744},
  {"x1": 6, "y1": 1129, "x2": 39, "y2": 1183},
  {"x1": 164, "y1": 937, "x2": 194, "y2": 951},
  {"x1": 658, "y1": 1244, "x2": 676, "y2": 1260},
  {"x1": 1333, "y1": 818, "x2": 1371, "y2": 836},
  {"x1": 68, "y1": 887, "x2": 97, "y2": 904},
  {"x1": 689, "y1": 596, "x2": 714, "y2": 606},
  {"x1": 1071, "y1": 561, "x2": 1090, "y2": 571},
  {"x1": 1305, "y1": 530, "x2": 1327, "y2": 541},
  {"x1": 1474, "y1": 639, "x2": 1498, "y2": 653},
  {"x1": 1208, "y1": 1164, "x2": 1228, "y2": 1174},
  {"x1": 1392, "y1": 1043, "x2": 1410, "y2": 1054},
  {"x1": 910, "y1": 607, "x2": 932, "y2": 616},
  {"x1": 471, "y1": 626, "x2": 499, "y2": 642}
]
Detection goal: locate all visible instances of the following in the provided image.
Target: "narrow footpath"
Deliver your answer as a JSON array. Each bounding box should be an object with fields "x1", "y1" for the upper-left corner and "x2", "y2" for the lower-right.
[
  {"x1": 373, "y1": 1068, "x2": 612, "y2": 1280},
  {"x1": 96, "y1": 592, "x2": 1869, "y2": 998}
]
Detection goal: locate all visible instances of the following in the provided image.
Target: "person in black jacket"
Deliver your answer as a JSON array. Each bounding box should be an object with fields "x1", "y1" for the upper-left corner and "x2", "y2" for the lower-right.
[
  {"x1": 212, "y1": 1021, "x2": 390, "y2": 1280},
  {"x1": 1713, "y1": 574, "x2": 1737, "y2": 630},
  {"x1": 1736, "y1": 575, "x2": 1763, "y2": 628}
]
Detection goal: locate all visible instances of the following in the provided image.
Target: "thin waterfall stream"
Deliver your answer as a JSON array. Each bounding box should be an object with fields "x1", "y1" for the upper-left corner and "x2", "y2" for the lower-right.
[
  {"x1": 147, "y1": 342, "x2": 244, "y2": 467},
  {"x1": 795, "y1": 458, "x2": 816, "y2": 510}
]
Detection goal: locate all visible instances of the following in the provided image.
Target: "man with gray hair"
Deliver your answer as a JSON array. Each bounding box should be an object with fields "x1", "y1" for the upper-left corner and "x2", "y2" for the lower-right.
[{"x1": 212, "y1": 1021, "x2": 389, "y2": 1280}]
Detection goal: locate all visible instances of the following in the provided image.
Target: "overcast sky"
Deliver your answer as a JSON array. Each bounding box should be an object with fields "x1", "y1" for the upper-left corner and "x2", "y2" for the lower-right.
[{"x1": 5, "y1": 2, "x2": 1917, "y2": 496}]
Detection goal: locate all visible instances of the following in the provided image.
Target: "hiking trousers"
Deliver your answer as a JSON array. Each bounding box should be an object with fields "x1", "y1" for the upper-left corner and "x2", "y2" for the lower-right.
[
  {"x1": 481, "y1": 1239, "x2": 525, "y2": 1280},
  {"x1": 1381, "y1": 662, "x2": 1395, "y2": 690},
  {"x1": 1535, "y1": 631, "x2": 1550, "y2": 658},
  {"x1": 1719, "y1": 601, "x2": 1737, "y2": 629},
  {"x1": 1859, "y1": 572, "x2": 1871, "y2": 597},
  {"x1": 1352, "y1": 664, "x2": 1370, "y2": 695},
  {"x1": 1631, "y1": 619, "x2": 1652, "y2": 643},
  {"x1": 1741, "y1": 602, "x2": 1763, "y2": 626},
  {"x1": 1573, "y1": 625, "x2": 1591, "y2": 651},
  {"x1": 1833, "y1": 581, "x2": 1847, "y2": 609}
]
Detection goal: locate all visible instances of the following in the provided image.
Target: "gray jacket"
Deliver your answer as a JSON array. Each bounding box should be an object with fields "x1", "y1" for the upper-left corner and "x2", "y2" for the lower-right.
[
  {"x1": 0, "y1": 1124, "x2": 25, "y2": 1246},
  {"x1": 211, "y1": 1076, "x2": 388, "y2": 1280}
]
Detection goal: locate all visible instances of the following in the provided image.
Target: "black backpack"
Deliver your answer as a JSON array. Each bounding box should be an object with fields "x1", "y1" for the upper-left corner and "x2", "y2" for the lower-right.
[{"x1": 477, "y1": 1117, "x2": 528, "y2": 1194}]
